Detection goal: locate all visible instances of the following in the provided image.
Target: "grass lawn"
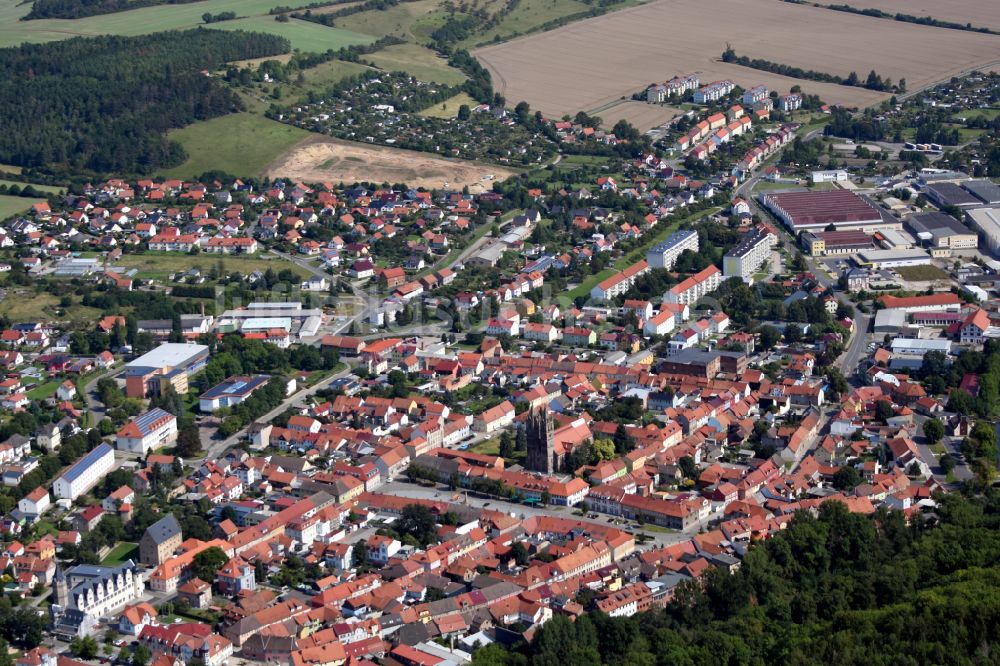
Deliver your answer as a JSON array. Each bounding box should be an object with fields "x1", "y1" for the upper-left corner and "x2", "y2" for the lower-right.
[
  {"x1": 26, "y1": 380, "x2": 59, "y2": 400},
  {"x1": 755, "y1": 180, "x2": 804, "y2": 191},
  {"x1": 0, "y1": 180, "x2": 63, "y2": 194},
  {"x1": 367, "y1": 43, "x2": 467, "y2": 85},
  {"x1": 896, "y1": 265, "x2": 950, "y2": 281},
  {"x1": 212, "y1": 16, "x2": 374, "y2": 53},
  {"x1": 0, "y1": 195, "x2": 32, "y2": 221},
  {"x1": 470, "y1": 437, "x2": 500, "y2": 455},
  {"x1": 298, "y1": 59, "x2": 372, "y2": 92},
  {"x1": 953, "y1": 108, "x2": 1000, "y2": 121},
  {"x1": 0, "y1": 289, "x2": 103, "y2": 325},
  {"x1": 33, "y1": 520, "x2": 58, "y2": 537},
  {"x1": 900, "y1": 125, "x2": 982, "y2": 145},
  {"x1": 0, "y1": 0, "x2": 377, "y2": 48},
  {"x1": 418, "y1": 92, "x2": 478, "y2": 118},
  {"x1": 113, "y1": 252, "x2": 312, "y2": 280},
  {"x1": 458, "y1": 0, "x2": 593, "y2": 46},
  {"x1": 567, "y1": 268, "x2": 615, "y2": 300},
  {"x1": 159, "y1": 113, "x2": 311, "y2": 179},
  {"x1": 336, "y1": 0, "x2": 442, "y2": 39},
  {"x1": 102, "y1": 542, "x2": 139, "y2": 565},
  {"x1": 470, "y1": 437, "x2": 525, "y2": 464}
]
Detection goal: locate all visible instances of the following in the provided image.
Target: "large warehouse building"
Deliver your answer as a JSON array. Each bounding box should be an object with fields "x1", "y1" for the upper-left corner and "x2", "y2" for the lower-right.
[
  {"x1": 124, "y1": 343, "x2": 210, "y2": 398},
  {"x1": 800, "y1": 230, "x2": 874, "y2": 256},
  {"x1": 966, "y1": 207, "x2": 1000, "y2": 255},
  {"x1": 906, "y1": 211, "x2": 978, "y2": 255},
  {"x1": 216, "y1": 301, "x2": 321, "y2": 340},
  {"x1": 758, "y1": 190, "x2": 889, "y2": 233}
]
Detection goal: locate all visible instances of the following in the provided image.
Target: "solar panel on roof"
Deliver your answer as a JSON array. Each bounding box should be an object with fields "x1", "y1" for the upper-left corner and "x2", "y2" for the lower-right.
[{"x1": 228, "y1": 381, "x2": 247, "y2": 393}]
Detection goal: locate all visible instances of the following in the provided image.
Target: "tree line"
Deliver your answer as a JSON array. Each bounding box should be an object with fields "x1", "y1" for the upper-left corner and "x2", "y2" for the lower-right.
[
  {"x1": 789, "y1": 1, "x2": 1000, "y2": 35},
  {"x1": 24, "y1": 0, "x2": 200, "y2": 20},
  {"x1": 722, "y1": 46, "x2": 900, "y2": 93},
  {"x1": 0, "y1": 30, "x2": 290, "y2": 173}
]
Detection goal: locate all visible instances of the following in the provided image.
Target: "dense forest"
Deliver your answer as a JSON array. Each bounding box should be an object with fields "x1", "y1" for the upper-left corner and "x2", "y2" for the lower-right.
[
  {"x1": 0, "y1": 30, "x2": 290, "y2": 173},
  {"x1": 24, "y1": 0, "x2": 200, "y2": 20},
  {"x1": 473, "y1": 493, "x2": 1000, "y2": 665}
]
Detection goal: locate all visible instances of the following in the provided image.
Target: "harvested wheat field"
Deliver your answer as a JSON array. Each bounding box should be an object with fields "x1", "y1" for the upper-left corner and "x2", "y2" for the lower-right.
[
  {"x1": 593, "y1": 100, "x2": 686, "y2": 131},
  {"x1": 476, "y1": 0, "x2": 1000, "y2": 117},
  {"x1": 831, "y1": 0, "x2": 1000, "y2": 33},
  {"x1": 267, "y1": 137, "x2": 516, "y2": 191}
]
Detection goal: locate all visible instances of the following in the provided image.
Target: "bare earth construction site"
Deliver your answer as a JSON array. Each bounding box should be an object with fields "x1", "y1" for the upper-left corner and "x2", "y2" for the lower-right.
[
  {"x1": 475, "y1": 0, "x2": 1000, "y2": 125},
  {"x1": 266, "y1": 137, "x2": 516, "y2": 192}
]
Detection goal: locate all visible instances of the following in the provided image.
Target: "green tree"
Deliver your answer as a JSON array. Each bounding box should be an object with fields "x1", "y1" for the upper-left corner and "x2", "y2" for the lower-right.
[
  {"x1": 832, "y1": 466, "x2": 862, "y2": 490},
  {"x1": 515, "y1": 427, "x2": 527, "y2": 452},
  {"x1": 923, "y1": 418, "x2": 944, "y2": 444},
  {"x1": 759, "y1": 325, "x2": 781, "y2": 351},
  {"x1": 498, "y1": 431, "x2": 514, "y2": 459},
  {"x1": 132, "y1": 643, "x2": 152, "y2": 666},
  {"x1": 175, "y1": 425, "x2": 202, "y2": 457},
  {"x1": 70, "y1": 636, "x2": 98, "y2": 660},
  {"x1": 593, "y1": 438, "x2": 616, "y2": 461},
  {"x1": 679, "y1": 456, "x2": 698, "y2": 480},
  {"x1": 612, "y1": 424, "x2": 636, "y2": 454},
  {"x1": 397, "y1": 504, "x2": 438, "y2": 547},
  {"x1": 510, "y1": 542, "x2": 530, "y2": 566},
  {"x1": 874, "y1": 399, "x2": 895, "y2": 423},
  {"x1": 191, "y1": 546, "x2": 228, "y2": 584}
]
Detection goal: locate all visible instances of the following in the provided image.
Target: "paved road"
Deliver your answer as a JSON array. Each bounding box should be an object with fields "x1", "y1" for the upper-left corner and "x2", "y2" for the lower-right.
[
  {"x1": 378, "y1": 481, "x2": 702, "y2": 549},
  {"x1": 195, "y1": 363, "x2": 356, "y2": 464},
  {"x1": 82, "y1": 367, "x2": 118, "y2": 426}
]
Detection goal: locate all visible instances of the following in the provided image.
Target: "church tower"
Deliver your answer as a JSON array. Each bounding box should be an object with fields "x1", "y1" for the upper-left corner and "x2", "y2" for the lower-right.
[
  {"x1": 52, "y1": 565, "x2": 67, "y2": 607},
  {"x1": 525, "y1": 406, "x2": 555, "y2": 474}
]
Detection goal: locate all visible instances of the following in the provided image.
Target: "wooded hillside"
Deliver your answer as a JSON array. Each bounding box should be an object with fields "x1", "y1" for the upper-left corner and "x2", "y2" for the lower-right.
[
  {"x1": 0, "y1": 30, "x2": 290, "y2": 173},
  {"x1": 474, "y1": 492, "x2": 1000, "y2": 665}
]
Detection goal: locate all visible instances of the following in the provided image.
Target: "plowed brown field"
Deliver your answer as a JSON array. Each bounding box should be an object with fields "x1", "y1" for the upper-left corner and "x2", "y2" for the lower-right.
[{"x1": 475, "y1": 0, "x2": 1000, "y2": 117}]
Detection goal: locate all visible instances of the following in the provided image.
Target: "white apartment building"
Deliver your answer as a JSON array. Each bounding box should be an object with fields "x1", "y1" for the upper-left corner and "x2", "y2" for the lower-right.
[
  {"x1": 742, "y1": 85, "x2": 768, "y2": 106},
  {"x1": 723, "y1": 226, "x2": 777, "y2": 282},
  {"x1": 115, "y1": 408, "x2": 178, "y2": 455},
  {"x1": 18, "y1": 486, "x2": 51, "y2": 518},
  {"x1": 646, "y1": 230, "x2": 699, "y2": 269},
  {"x1": 664, "y1": 265, "x2": 722, "y2": 306},
  {"x1": 693, "y1": 80, "x2": 735, "y2": 103},
  {"x1": 779, "y1": 93, "x2": 803, "y2": 111},
  {"x1": 53, "y1": 443, "x2": 115, "y2": 500},
  {"x1": 646, "y1": 74, "x2": 699, "y2": 102}
]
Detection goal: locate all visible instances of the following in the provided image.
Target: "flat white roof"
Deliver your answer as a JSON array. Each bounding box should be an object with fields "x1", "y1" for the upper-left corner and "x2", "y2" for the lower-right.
[
  {"x1": 242, "y1": 317, "x2": 292, "y2": 331},
  {"x1": 891, "y1": 338, "x2": 952, "y2": 352},
  {"x1": 126, "y1": 343, "x2": 208, "y2": 370}
]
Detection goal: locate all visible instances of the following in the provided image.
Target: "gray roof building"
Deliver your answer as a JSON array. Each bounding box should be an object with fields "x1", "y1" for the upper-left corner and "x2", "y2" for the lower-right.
[
  {"x1": 144, "y1": 513, "x2": 181, "y2": 545},
  {"x1": 962, "y1": 179, "x2": 1000, "y2": 205}
]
